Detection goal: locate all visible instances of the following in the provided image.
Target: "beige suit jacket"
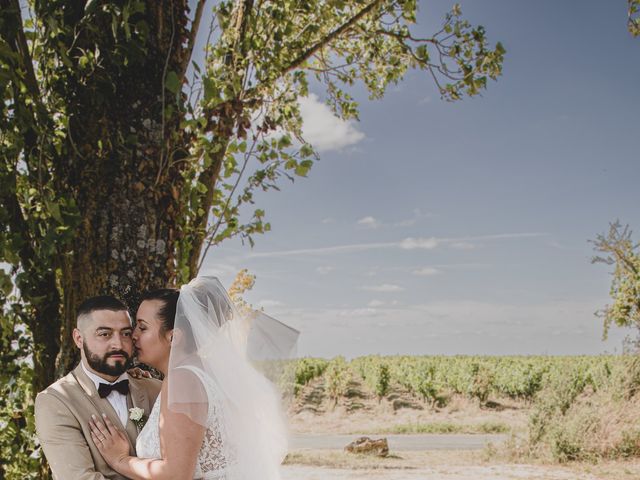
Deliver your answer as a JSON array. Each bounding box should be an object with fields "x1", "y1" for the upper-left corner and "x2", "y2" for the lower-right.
[{"x1": 35, "y1": 364, "x2": 161, "y2": 480}]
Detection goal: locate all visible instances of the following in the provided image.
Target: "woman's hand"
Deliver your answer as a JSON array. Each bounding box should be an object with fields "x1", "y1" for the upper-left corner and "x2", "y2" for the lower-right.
[
  {"x1": 127, "y1": 366, "x2": 152, "y2": 379},
  {"x1": 89, "y1": 414, "x2": 130, "y2": 469}
]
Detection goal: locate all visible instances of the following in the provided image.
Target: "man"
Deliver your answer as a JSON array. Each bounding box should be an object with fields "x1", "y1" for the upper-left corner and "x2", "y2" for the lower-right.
[{"x1": 36, "y1": 295, "x2": 161, "y2": 479}]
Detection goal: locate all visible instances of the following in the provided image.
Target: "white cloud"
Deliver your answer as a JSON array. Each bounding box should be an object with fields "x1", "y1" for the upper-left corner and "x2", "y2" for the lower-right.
[
  {"x1": 299, "y1": 94, "x2": 365, "y2": 152},
  {"x1": 450, "y1": 233, "x2": 548, "y2": 242},
  {"x1": 248, "y1": 241, "x2": 395, "y2": 258},
  {"x1": 358, "y1": 209, "x2": 434, "y2": 229},
  {"x1": 412, "y1": 267, "x2": 440, "y2": 276},
  {"x1": 361, "y1": 284, "x2": 404, "y2": 292},
  {"x1": 399, "y1": 237, "x2": 439, "y2": 250},
  {"x1": 394, "y1": 219, "x2": 417, "y2": 227},
  {"x1": 198, "y1": 263, "x2": 239, "y2": 277},
  {"x1": 450, "y1": 242, "x2": 476, "y2": 250},
  {"x1": 257, "y1": 299, "x2": 285, "y2": 308},
  {"x1": 338, "y1": 308, "x2": 380, "y2": 317},
  {"x1": 316, "y1": 266, "x2": 335, "y2": 275},
  {"x1": 246, "y1": 232, "x2": 548, "y2": 258},
  {"x1": 321, "y1": 217, "x2": 335, "y2": 224},
  {"x1": 357, "y1": 216, "x2": 381, "y2": 229},
  {"x1": 367, "y1": 300, "x2": 385, "y2": 307}
]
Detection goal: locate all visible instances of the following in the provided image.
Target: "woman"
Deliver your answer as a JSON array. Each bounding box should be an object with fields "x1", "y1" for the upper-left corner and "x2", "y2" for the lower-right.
[{"x1": 89, "y1": 277, "x2": 299, "y2": 479}]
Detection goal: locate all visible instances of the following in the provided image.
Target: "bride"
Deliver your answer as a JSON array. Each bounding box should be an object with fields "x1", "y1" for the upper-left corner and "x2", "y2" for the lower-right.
[{"x1": 89, "y1": 276, "x2": 299, "y2": 479}]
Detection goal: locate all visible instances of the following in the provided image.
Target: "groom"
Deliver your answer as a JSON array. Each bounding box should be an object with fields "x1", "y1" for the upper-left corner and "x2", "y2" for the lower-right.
[{"x1": 35, "y1": 295, "x2": 161, "y2": 479}]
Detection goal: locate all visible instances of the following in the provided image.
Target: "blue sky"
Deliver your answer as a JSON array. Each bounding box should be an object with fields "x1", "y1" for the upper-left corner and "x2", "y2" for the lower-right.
[{"x1": 200, "y1": 1, "x2": 640, "y2": 357}]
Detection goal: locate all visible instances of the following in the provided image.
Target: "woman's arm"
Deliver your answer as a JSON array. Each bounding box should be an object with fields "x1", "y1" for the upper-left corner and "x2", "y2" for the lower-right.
[{"x1": 89, "y1": 404, "x2": 205, "y2": 480}]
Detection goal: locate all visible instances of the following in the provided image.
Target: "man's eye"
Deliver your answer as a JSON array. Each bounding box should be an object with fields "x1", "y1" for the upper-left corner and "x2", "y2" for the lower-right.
[
  {"x1": 123, "y1": 331, "x2": 132, "y2": 337},
  {"x1": 98, "y1": 332, "x2": 109, "y2": 337}
]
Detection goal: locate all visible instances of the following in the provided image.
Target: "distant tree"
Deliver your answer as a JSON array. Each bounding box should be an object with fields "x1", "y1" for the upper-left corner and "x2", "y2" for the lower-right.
[
  {"x1": 629, "y1": 0, "x2": 640, "y2": 36},
  {"x1": 589, "y1": 2, "x2": 640, "y2": 347},
  {"x1": 591, "y1": 222, "x2": 640, "y2": 342}
]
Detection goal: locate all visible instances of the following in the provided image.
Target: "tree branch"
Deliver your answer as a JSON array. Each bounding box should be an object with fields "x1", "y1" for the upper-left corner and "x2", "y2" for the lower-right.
[
  {"x1": 245, "y1": 0, "x2": 383, "y2": 99},
  {"x1": 197, "y1": 132, "x2": 258, "y2": 272},
  {"x1": 180, "y1": 0, "x2": 208, "y2": 78},
  {"x1": 374, "y1": 28, "x2": 438, "y2": 45},
  {"x1": 188, "y1": 0, "x2": 256, "y2": 275},
  {"x1": 5, "y1": 0, "x2": 41, "y2": 100},
  {"x1": 282, "y1": 1, "x2": 382, "y2": 75}
]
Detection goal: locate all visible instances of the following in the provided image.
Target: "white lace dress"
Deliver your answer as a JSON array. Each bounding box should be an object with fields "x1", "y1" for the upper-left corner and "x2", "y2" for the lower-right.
[{"x1": 136, "y1": 367, "x2": 231, "y2": 479}]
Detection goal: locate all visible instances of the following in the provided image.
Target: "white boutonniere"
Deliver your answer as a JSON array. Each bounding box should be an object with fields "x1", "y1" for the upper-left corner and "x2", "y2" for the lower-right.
[{"x1": 129, "y1": 407, "x2": 146, "y2": 430}]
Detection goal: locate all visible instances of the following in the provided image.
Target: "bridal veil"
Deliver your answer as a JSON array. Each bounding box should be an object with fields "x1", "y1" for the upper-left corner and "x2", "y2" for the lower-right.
[{"x1": 166, "y1": 276, "x2": 299, "y2": 479}]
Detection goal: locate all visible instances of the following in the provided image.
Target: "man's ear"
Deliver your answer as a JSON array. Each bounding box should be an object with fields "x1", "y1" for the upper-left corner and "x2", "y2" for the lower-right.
[{"x1": 72, "y1": 328, "x2": 83, "y2": 349}]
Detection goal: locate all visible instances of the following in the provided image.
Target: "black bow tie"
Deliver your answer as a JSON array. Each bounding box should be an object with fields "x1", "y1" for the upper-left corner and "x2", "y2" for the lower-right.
[{"x1": 98, "y1": 379, "x2": 129, "y2": 398}]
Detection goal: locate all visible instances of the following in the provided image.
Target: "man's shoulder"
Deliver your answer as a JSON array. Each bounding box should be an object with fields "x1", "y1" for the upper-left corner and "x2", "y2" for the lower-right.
[
  {"x1": 35, "y1": 370, "x2": 83, "y2": 420},
  {"x1": 37, "y1": 370, "x2": 79, "y2": 399}
]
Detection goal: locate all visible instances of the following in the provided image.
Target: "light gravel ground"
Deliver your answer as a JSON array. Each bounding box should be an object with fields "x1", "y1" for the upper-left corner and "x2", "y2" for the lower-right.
[
  {"x1": 281, "y1": 449, "x2": 640, "y2": 480},
  {"x1": 281, "y1": 464, "x2": 601, "y2": 480}
]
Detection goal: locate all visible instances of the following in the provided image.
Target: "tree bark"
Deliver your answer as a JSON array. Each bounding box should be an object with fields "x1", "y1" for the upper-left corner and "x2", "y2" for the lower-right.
[{"x1": 46, "y1": 0, "x2": 193, "y2": 376}]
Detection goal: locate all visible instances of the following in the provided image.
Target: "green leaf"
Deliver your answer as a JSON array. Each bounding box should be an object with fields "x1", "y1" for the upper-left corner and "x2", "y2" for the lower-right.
[
  {"x1": 46, "y1": 201, "x2": 63, "y2": 223},
  {"x1": 165, "y1": 71, "x2": 180, "y2": 94},
  {"x1": 0, "y1": 269, "x2": 13, "y2": 296},
  {"x1": 278, "y1": 135, "x2": 292, "y2": 149}
]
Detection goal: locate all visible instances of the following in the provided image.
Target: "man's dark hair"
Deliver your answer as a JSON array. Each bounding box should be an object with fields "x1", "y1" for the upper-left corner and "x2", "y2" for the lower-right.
[
  {"x1": 76, "y1": 295, "x2": 128, "y2": 330},
  {"x1": 139, "y1": 288, "x2": 180, "y2": 332},
  {"x1": 78, "y1": 295, "x2": 128, "y2": 316}
]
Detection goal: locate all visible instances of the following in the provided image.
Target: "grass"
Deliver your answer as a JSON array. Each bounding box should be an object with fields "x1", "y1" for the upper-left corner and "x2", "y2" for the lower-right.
[
  {"x1": 359, "y1": 420, "x2": 511, "y2": 435},
  {"x1": 283, "y1": 449, "x2": 480, "y2": 469}
]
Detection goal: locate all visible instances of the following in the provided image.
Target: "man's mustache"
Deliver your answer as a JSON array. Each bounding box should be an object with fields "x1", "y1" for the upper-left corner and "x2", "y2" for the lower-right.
[{"x1": 106, "y1": 350, "x2": 130, "y2": 359}]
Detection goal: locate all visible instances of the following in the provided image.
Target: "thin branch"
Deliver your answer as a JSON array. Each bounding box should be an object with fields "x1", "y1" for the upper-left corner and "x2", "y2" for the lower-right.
[
  {"x1": 188, "y1": 0, "x2": 257, "y2": 274},
  {"x1": 281, "y1": 1, "x2": 381, "y2": 74},
  {"x1": 156, "y1": 5, "x2": 177, "y2": 186},
  {"x1": 8, "y1": 0, "x2": 41, "y2": 100},
  {"x1": 180, "y1": 0, "x2": 208, "y2": 79},
  {"x1": 374, "y1": 29, "x2": 438, "y2": 45},
  {"x1": 245, "y1": 0, "x2": 383, "y2": 99},
  {"x1": 197, "y1": 134, "x2": 259, "y2": 271},
  {"x1": 204, "y1": 6, "x2": 218, "y2": 64}
]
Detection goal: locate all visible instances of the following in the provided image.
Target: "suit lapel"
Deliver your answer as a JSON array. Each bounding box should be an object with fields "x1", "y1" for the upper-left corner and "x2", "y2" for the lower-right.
[
  {"x1": 72, "y1": 364, "x2": 135, "y2": 454},
  {"x1": 129, "y1": 378, "x2": 149, "y2": 413},
  {"x1": 125, "y1": 379, "x2": 149, "y2": 443}
]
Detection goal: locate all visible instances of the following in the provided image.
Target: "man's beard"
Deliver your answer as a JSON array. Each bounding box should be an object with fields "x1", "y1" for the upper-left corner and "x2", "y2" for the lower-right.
[{"x1": 83, "y1": 343, "x2": 131, "y2": 376}]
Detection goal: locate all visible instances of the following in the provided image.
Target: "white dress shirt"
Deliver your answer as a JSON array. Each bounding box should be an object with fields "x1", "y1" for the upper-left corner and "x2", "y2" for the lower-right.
[{"x1": 81, "y1": 361, "x2": 130, "y2": 426}]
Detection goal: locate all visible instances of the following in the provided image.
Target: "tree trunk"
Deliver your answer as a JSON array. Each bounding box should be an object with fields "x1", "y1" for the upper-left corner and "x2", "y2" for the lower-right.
[{"x1": 43, "y1": 0, "x2": 193, "y2": 377}]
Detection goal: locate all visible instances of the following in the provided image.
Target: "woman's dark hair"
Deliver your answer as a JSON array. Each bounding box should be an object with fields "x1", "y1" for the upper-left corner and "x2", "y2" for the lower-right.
[{"x1": 140, "y1": 288, "x2": 179, "y2": 332}]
